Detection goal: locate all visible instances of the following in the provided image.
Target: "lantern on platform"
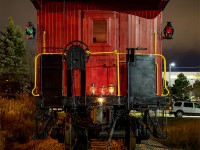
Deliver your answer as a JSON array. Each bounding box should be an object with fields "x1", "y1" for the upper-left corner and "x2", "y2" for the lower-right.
[
  {"x1": 163, "y1": 22, "x2": 174, "y2": 39},
  {"x1": 108, "y1": 83, "x2": 115, "y2": 95},
  {"x1": 90, "y1": 83, "x2": 97, "y2": 95},
  {"x1": 99, "y1": 85, "x2": 106, "y2": 96}
]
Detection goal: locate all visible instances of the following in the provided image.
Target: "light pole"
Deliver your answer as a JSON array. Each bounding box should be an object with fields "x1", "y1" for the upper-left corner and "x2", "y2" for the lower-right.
[{"x1": 169, "y1": 62, "x2": 175, "y2": 86}]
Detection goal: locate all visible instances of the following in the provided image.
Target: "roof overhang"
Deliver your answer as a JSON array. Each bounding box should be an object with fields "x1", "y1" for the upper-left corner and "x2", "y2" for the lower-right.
[{"x1": 31, "y1": 0, "x2": 170, "y2": 11}]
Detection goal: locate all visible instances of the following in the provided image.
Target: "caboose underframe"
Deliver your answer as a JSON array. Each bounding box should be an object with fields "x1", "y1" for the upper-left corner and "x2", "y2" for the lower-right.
[{"x1": 32, "y1": 41, "x2": 168, "y2": 150}]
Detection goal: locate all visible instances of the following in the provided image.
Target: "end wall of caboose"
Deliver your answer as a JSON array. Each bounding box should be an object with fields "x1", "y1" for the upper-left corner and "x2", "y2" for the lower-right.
[{"x1": 32, "y1": 1, "x2": 166, "y2": 97}]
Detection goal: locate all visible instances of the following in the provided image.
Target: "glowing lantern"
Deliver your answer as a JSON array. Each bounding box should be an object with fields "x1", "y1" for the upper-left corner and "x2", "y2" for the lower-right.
[
  {"x1": 108, "y1": 83, "x2": 115, "y2": 95},
  {"x1": 26, "y1": 22, "x2": 36, "y2": 39},
  {"x1": 163, "y1": 22, "x2": 174, "y2": 39},
  {"x1": 99, "y1": 85, "x2": 106, "y2": 96},
  {"x1": 90, "y1": 83, "x2": 96, "y2": 95}
]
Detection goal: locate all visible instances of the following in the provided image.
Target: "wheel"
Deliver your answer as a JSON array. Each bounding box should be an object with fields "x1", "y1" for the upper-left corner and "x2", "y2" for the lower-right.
[
  {"x1": 175, "y1": 110, "x2": 183, "y2": 117},
  {"x1": 64, "y1": 40, "x2": 90, "y2": 62}
]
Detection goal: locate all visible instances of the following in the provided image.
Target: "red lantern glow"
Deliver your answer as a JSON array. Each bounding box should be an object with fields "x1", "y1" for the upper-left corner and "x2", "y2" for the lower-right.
[
  {"x1": 163, "y1": 22, "x2": 174, "y2": 39},
  {"x1": 99, "y1": 85, "x2": 107, "y2": 96}
]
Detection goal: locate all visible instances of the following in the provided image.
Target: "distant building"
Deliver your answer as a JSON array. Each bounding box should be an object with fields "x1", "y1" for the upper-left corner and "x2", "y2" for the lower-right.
[
  {"x1": 162, "y1": 72, "x2": 200, "y2": 85},
  {"x1": 162, "y1": 72, "x2": 200, "y2": 102}
]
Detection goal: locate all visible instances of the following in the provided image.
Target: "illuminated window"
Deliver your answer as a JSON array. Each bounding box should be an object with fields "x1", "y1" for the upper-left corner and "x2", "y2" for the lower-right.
[{"x1": 93, "y1": 20, "x2": 107, "y2": 43}]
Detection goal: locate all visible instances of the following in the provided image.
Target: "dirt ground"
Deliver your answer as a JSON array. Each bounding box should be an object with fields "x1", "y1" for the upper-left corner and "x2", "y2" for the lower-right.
[
  {"x1": 136, "y1": 139, "x2": 169, "y2": 150},
  {"x1": 10, "y1": 137, "x2": 169, "y2": 150}
]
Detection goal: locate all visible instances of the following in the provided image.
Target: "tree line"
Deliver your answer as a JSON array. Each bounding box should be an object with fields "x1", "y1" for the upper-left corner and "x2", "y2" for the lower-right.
[
  {"x1": 0, "y1": 17, "x2": 32, "y2": 98},
  {"x1": 163, "y1": 73, "x2": 200, "y2": 102}
]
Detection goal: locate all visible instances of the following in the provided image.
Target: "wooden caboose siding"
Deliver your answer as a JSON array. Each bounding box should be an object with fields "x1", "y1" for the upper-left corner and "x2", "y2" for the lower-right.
[
  {"x1": 125, "y1": 13, "x2": 162, "y2": 54},
  {"x1": 118, "y1": 12, "x2": 163, "y2": 95},
  {"x1": 36, "y1": 1, "x2": 165, "y2": 53},
  {"x1": 37, "y1": 4, "x2": 163, "y2": 54},
  {"x1": 37, "y1": 3, "x2": 83, "y2": 53},
  {"x1": 35, "y1": 1, "x2": 164, "y2": 96}
]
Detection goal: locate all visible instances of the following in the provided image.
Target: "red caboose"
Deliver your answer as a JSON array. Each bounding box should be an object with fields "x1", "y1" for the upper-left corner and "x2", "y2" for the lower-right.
[{"x1": 31, "y1": 0, "x2": 170, "y2": 149}]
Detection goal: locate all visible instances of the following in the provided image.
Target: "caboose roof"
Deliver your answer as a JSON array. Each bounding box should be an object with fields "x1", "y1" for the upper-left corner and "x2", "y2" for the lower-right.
[
  {"x1": 31, "y1": 0, "x2": 169, "y2": 11},
  {"x1": 31, "y1": 0, "x2": 169, "y2": 19}
]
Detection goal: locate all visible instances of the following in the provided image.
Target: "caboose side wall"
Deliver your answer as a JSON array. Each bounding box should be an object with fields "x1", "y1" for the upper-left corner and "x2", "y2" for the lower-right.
[{"x1": 35, "y1": 1, "x2": 163, "y2": 96}]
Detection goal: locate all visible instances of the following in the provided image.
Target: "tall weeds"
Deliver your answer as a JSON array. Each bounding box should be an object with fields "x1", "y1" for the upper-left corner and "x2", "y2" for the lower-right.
[
  {"x1": 159, "y1": 118, "x2": 200, "y2": 150},
  {"x1": 0, "y1": 95, "x2": 35, "y2": 149}
]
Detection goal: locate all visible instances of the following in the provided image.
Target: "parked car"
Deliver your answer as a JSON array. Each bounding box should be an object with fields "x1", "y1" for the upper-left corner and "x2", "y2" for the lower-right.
[{"x1": 170, "y1": 101, "x2": 200, "y2": 117}]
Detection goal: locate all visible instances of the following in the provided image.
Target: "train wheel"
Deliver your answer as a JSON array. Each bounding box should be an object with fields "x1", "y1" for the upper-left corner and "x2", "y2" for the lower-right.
[{"x1": 64, "y1": 40, "x2": 90, "y2": 62}]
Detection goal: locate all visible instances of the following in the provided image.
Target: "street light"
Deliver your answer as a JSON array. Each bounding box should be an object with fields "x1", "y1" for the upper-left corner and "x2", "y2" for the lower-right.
[{"x1": 169, "y1": 62, "x2": 175, "y2": 86}]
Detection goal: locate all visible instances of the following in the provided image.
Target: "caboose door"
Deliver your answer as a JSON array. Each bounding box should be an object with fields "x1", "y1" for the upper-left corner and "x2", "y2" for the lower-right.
[{"x1": 83, "y1": 11, "x2": 118, "y2": 95}]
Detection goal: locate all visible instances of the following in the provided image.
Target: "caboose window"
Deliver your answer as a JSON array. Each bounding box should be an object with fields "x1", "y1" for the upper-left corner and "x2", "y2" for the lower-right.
[{"x1": 93, "y1": 20, "x2": 107, "y2": 43}]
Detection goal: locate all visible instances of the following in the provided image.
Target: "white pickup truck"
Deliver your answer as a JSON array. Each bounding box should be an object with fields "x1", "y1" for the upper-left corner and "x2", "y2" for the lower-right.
[{"x1": 170, "y1": 101, "x2": 200, "y2": 117}]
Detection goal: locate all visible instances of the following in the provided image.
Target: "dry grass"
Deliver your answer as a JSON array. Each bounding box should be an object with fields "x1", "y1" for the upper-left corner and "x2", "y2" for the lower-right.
[
  {"x1": 0, "y1": 131, "x2": 5, "y2": 150},
  {"x1": 158, "y1": 118, "x2": 200, "y2": 150},
  {"x1": 0, "y1": 95, "x2": 65, "y2": 150},
  {"x1": 0, "y1": 95, "x2": 36, "y2": 149}
]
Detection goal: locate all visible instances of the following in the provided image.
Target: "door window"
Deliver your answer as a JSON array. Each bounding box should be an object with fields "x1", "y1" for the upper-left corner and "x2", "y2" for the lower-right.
[{"x1": 93, "y1": 20, "x2": 107, "y2": 43}]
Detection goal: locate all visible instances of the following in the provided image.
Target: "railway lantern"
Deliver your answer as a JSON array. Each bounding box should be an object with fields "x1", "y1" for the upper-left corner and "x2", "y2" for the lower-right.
[
  {"x1": 163, "y1": 22, "x2": 174, "y2": 39},
  {"x1": 108, "y1": 83, "x2": 115, "y2": 95},
  {"x1": 26, "y1": 22, "x2": 36, "y2": 39},
  {"x1": 99, "y1": 85, "x2": 106, "y2": 96},
  {"x1": 90, "y1": 83, "x2": 97, "y2": 95}
]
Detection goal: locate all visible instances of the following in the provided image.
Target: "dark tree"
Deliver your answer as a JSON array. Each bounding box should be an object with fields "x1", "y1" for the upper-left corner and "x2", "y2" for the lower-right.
[
  {"x1": 0, "y1": 17, "x2": 29, "y2": 95},
  {"x1": 192, "y1": 80, "x2": 200, "y2": 99},
  {"x1": 171, "y1": 73, "x2": 190, "y2": 101}
]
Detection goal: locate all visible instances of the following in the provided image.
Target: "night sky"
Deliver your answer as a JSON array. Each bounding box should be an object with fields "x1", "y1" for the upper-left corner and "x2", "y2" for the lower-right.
[
  {"x1": 0, "y1": 0, "x2": 200, "y2": 71},
  {"x1": 162, "y1": 0, "x2": 200, "y2": 71}
]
